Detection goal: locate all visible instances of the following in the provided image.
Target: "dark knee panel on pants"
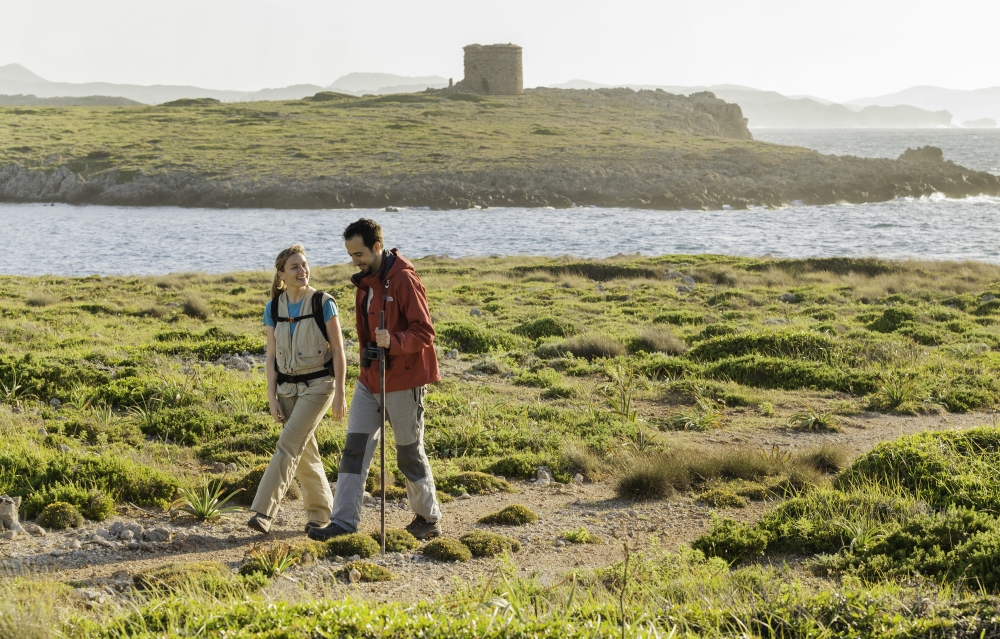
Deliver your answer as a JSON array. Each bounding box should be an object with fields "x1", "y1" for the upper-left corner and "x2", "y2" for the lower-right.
[
  {"x1": 396, "y1": 442, "x2": 426, "y2": 481},
  {"x1": 340, "y1": 432, "x2": 370, "y2": 475}
]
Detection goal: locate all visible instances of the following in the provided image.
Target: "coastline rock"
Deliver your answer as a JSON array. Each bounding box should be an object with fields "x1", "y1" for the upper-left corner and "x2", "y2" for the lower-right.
[
  {"x1": 0, "y1": 495, "x2": 25, "y2": 535},
  {"x1": 898, "y1": 146, "x2": 945, "y2": 163}
]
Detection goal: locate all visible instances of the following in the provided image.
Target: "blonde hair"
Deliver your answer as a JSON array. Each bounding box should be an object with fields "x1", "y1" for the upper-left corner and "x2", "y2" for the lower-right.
[{"x1": 271, "y1": 244, "x2": 307, "y2": 298}]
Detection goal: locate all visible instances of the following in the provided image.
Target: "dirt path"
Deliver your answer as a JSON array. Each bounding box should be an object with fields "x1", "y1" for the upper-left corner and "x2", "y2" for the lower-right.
[{"x1": 1, "y1": 410, "x2": 992, "y2": 603}]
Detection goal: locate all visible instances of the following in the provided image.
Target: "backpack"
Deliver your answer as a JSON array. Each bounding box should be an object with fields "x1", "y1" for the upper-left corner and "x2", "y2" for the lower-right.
[{"x1": 270, "y1": 290, "x2": 334, "y2": 381}]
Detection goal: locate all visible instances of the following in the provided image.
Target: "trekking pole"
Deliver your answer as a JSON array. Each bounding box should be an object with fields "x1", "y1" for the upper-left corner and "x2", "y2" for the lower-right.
[{"x1": 378, "y1": 310, "x2": 387, "y2": 555}]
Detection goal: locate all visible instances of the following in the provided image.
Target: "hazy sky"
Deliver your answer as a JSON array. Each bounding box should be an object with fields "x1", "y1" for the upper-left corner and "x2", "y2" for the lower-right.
[{"x1": 2, "y1": 0, "x2": 997, "y2": 102}]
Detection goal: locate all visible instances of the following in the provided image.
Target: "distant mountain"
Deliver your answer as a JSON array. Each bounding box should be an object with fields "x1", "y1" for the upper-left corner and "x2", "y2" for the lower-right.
[
  {"x1": 847, "y1": 85, "x2": 1000, "y2": 124},
  {"x1": 550, "y1": 80, "x2": 954, "y2": 128},
  {"x1": 0, "y1": 63, "x2": 48, "y2": 83},
  {"x1": 0, "y1": 94, "x2": 142, "y2": 106},
  {"x1": 327, "y1": 73, "x2": 448, "y2": 95},
  {"x1": 0, "y1": 63, "x2": 323, "y2": 105}
]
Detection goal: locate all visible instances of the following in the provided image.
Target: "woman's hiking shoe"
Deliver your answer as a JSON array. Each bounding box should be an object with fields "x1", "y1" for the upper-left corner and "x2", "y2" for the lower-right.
[
  {"x1": 307, "y1": 521, "x2": 351, "y2": 541},
  {"x1": 405, "y1": 514, "x2": 441, "y2": 540},
  {"x1": 304, "y1": 520, "x2": 330, "y2": 534},
  {"x1": 247, "y1": 513, "x2": 271, "y2": 534}
]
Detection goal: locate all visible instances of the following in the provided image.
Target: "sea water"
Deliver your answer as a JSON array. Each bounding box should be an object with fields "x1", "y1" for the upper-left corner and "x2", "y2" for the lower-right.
[{"x1": 1, "y1": 129, "x2": 998, "y2": 276}]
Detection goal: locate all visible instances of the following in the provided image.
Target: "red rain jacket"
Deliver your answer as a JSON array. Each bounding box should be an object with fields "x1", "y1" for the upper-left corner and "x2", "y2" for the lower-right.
[{"x1": 353, "y1": 249, "x2": 440, "y2": 393}]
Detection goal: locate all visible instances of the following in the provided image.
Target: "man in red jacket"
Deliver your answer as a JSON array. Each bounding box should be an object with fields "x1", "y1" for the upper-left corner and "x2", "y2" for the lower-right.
[{"x1": 309, "y1": 218, "x2": 443, "y2": 541}]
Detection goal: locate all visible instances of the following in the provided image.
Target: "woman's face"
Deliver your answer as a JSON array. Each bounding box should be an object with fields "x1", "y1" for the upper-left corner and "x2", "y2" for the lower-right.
[{"x1": 281, "y1": 253, "x2": 309, "y2": 289}]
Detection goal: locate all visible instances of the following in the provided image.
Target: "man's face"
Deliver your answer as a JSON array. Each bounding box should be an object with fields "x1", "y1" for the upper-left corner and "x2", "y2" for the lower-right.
[{"x1": 345, "y1": 236, "x2": 382, "y2": 275}]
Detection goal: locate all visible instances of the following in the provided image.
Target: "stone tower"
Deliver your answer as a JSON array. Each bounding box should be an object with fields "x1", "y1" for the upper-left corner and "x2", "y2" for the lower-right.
[{"x1": 458, "y1": 44, "x2": 523, "y2": 95}]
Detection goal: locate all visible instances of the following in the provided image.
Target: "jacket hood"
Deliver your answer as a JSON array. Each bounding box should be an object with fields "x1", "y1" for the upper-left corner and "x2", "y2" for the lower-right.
[{"x1": 351, "y1": 248, "x2": 412, "y2": 290}]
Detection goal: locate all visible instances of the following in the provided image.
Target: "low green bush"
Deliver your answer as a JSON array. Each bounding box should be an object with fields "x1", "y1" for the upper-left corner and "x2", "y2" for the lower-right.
[
  {"x1": 337, "y1": 561, "x2": 394, "y2": 582},
  {"x1": 22, "y1": 483, "x2": 115, "y2": 521},
  {"x1": 422, "y1": 537, "x2": 472, "y2": 562},
  {"x1": 653, "y1": 310, "x2": 704, "y2": 325},
  {"x1": 705, "y1": 354, "x2": 877, "y2": 394},
  {"x1": 691, "y1": 517, "x2": 768, "y2": 563},
  {"x1": 438, "y1": 472, "x2": 512, "y2": 495},
  {"x1": 629, "y1": 326, "x2": 689, "y2": 355},
  {"x1": 134, "y1": 561, "x2": 267, "y2": 595},
  {"x1": 867, "y1": 307, "x2": 918, "y2": 333},
  {"x1": 459, "y1": 530, "x2": 521, "y2": 557},
  {"x1": 688, "y1": 329, "x2": 835, "y2": 362},
  {"x1": 698, "y1": 488, "x2": 747, "y2": 508},
  {"x1": 438, "y1": 323, "x2": 524, "y2": 354},
  {"x1": 512, "y1": 317, "x2": 576, "y2": 339},
  {"x1": 37, "y1": 501, "x2": 83, "y2": 529},
  {"x1": 324, "y1": 533, "x2": 380, "y2": 559},
  {"x1": 479, "y1": 504, "x2": 538, "y2": 526},
  {"x1": 370, "y1": 529, "x2": 419, "y2": 553},
  {"x1": 562, "y1": 334, "x2": 627, "y2": 360}
]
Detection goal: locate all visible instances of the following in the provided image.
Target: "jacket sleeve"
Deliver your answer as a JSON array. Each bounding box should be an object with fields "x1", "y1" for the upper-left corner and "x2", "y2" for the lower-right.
[{"x1": 389, "y1": 272, "x2": 436, "y2": 354}]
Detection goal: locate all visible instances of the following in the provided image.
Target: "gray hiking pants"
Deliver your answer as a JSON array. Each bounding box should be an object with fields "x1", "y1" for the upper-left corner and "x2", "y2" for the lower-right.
[{"x1": 330, "y1": 382, "x2": 441, "y2": 532}]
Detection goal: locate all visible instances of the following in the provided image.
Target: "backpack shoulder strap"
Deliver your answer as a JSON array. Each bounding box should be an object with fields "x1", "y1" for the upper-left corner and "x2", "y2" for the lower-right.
[
  {"x1": 312, "y1": 290, "x2": 330, "y2": 342},
  {"x1": 270, "y1": 291, "x2": 284, "y2": 325}
]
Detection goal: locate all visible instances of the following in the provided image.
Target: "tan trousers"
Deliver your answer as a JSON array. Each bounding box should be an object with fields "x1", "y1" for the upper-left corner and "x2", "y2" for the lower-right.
[{"x1": 250, "y1": 378, "x2": 334, "y2": 523}]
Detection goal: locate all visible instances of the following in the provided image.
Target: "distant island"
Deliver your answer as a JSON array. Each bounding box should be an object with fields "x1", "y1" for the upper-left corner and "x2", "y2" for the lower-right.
[{"x1": 1, "y1": 87, "x2": 998, "y2": 210}]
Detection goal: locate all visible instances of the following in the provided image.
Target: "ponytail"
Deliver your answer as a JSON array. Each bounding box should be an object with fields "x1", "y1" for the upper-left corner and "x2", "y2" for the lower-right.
[{"x1": 271, "y1": 243, "x2": 307, "y2": 298}]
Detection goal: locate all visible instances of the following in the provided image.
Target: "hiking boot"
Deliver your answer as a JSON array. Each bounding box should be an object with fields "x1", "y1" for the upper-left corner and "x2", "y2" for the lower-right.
[
  {"x1": 247, "y1": 513, "x2": 271, "y2": 534},
  {"x1": 304, "y1": 520, "x2": 330, "y2": 534},
  {"x1": 307, "y1": 521, "x2": 352, "y2": 541},
  {"x1": 405, "y1": 514, "x2": 441, "y2": 540}
]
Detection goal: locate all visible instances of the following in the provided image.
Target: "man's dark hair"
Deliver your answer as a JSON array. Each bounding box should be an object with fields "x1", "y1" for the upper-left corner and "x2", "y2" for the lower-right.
[{"x1": 343, "y1": 218, "x2": 384, "y2": 251}]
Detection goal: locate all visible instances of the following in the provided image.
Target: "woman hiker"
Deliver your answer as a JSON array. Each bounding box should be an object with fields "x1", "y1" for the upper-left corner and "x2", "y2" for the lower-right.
[{"x1": 247, "y1": 244, "x2": 347, "y2": 534}]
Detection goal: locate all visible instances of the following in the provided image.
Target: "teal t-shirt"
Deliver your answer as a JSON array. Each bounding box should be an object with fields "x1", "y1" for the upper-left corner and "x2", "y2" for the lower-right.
[{"x1": 264, "y1": 296, "x2": 337, "y2": 336}]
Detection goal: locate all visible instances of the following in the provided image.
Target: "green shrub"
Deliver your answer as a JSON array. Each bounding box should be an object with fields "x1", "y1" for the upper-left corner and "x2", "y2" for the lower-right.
[
  {"x1": 653, "y1": 310, "x2": 704, "y2": 325},
  {"x1": 479, "y1": 504, "x2": 538, "y2": 526},
  {"x1": 512, "y1": 317, "x2": 576, "y2": 339},
  {"x1": 513, "y1": 368, "x2": 562, "y2": 389},
  {"x1": 705, "y1": 355, "x2": 877, "y2": 394},
  {"x1": 561, "y1": 527, "x2": 602, "y2": 544},
  {"x1": 796, "y1": 443, "x2": 850, "y2": 474},
  {"x1": 22, "y1": 483, "x2": 115, "y2": 521},
  {"x1": 691, "y1": 517, "x2": 768, "y2": 564},
  {"x1": 616, "y1": 456, "x2": 688, "y2": 499},
  {"x1": 698, "y1": 488, "x2": 747, "y2": 508},
  {"x1": 562, "y1": 334, "x2": 627, "y2": 360},
  {"x1": 37, "y1": 501, "x2": 83, "y2": 529},
  {"x1": 867, "y1": 307, "x2": 918, "y2": 333},
  {"x1": 631, "y1": 353, "x2": 699, "y2": 380},
  {"x1": 135, "y1": 561, "x2": 267, "y2": 595},
  {"x1": 688, "y1": 329, "x2": 835, "y2": 362},
  {"x1": 629, "y1": 327, "x2": 689, "y2": 355},
  {"x1": 459, "y1": 530, "x2": 521, "y2": 557},
  {"x1": 324, "y1": 533, "x2": 381, "y2": 559},
  {"x1": 182, "y1": 293, "x2": 213, "y2": 319},
  {"x1": 422, "y1": 537, "x2": 472, "y2": 562},
  {"x1": 438, "y1": 322, "x2": 524, "y2": 353},
  {"x1": 485, "y1": 454, "x2": 544, "y2": 480},
  {"x1": 438, "y1": 472, "x2": 512, "y2": 495},
  {"x1": 337, "y1": 560, "x2": 394, "y2": 582},
  {"x1": 370, "y1": 529, "x2": 419, "y2": 553}
]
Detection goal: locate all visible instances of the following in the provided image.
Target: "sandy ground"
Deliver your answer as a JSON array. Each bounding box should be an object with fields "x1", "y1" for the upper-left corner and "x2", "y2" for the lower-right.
[{"x1": 1, "y1": 408, "x2": 991, "y2": 604}]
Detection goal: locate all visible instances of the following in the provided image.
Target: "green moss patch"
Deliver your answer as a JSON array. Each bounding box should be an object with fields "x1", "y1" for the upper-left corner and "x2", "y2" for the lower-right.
[
  {"x1": 479, "y1": 504, "x2": 538, "y2": 526},
  {"x1": 459, "y1": 530, "x2": 521, "y2": 557},
  {"x1": 370, "y1": 529, "x2": 419, "y2": 553},
  {"x1": 336, "y1": 561, "x2": 394, "y2": 582},
  {"x1": 324, "y1": 533, "x2": 380, "y2": 559},
  {"x1": 422, "y1": 538, "x2": 472, "y2": 562}
]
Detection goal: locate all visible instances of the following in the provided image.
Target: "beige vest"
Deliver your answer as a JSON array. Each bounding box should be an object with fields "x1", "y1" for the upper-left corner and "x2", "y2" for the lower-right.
[{"x1": 274, "y1": 289, "x2": 331, "y2": 377}]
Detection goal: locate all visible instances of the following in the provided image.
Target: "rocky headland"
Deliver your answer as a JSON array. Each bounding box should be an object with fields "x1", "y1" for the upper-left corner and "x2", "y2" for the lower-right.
[{"x1": 1, "y1": 88, "x2": 998, "y2": 210}]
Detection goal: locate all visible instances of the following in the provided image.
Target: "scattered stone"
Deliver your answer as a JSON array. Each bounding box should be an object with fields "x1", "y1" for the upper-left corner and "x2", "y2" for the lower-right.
[
  {"x1": 555, "y1": 539, "x2": 566, "y2": 547},
  {"x1": 458, "y1": 493, "x2": 472, "y2": 500},
  {"x1": 664, "y1": 270, "x2": 682, "y2": 279},
  {"x1": 225, "y1": 463, "x2": 238, "y2": 473},
  {"x1": 779, "y1": 293, "x2": 799, "y2": 303},
  {"x1": 469, "y1": 308, "x2": 482, "y2": 317},
  {"x1": 119, "y1": 530, "x2": 135, "y2": 542},
  {"x1": 535, "y1": 467, "x2": 553, "y2": 487},
  {"x1": 2, "y1": 530, "x2": 14, "y2": 541},
  {"x1": 89, "y1": 537, "x2": 113, "y2": 548},
  {"x1": 763, "y1": 318, "x2": 788, "y2": 325},
  {"x1": 37, "y1": 426, "x2": 48, "y2": 436},
  {"x1": 349, "y1": 567, "x2": 361, "y2": 583},
  {"x1": 226, "y1": 534, "x2": 238, "y2": 544},
  {"x1": 675, "y1": 285, "x2": 693, "y2": 294},
  {"x1": 126, "y1": 541, "x2": 140, "y2": 550},
  {"x1": 0, "y1": 495, "x2": 26, "y2": 535},
  {"x1": 572, "y1": 473, "x2": 584, "y2": 486},
  {"x1": 50, "y1": 398, "x2": 61, "y2": 407},
  {"x1": 23, "y1": 522, "x2": 45, "y2": 536},
  {"x1": 213, "y1": 462, "x2": 227, "y2": 473},
  {"x1": 680, "y1": 275, "x2": 696, "y2": 286},
  {"x1": 57, "y1": 444, "x2": 70, "y2": 453},
  {"x1": 446, "y1": 349, "x2": 459, "y2": 359},
  {"x1": 145, "y1": 527, "x2": 171, "y2": 543}
]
